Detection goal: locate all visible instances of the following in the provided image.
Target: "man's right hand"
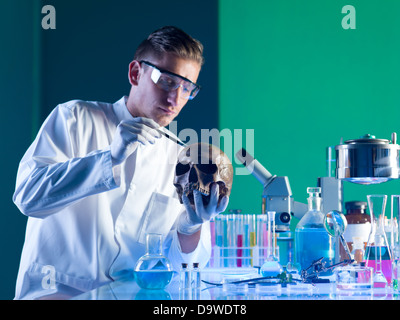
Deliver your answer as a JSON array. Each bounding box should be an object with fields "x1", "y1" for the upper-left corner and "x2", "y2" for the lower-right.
[{"x1": 110, "y1": 117, "x2": 161, "y2": 166}]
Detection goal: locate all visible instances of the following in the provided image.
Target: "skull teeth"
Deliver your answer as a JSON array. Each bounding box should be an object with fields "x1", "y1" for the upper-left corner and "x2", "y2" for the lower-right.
[{"x1": 184, "y1": 183, "x2": 210, "y2": 196}]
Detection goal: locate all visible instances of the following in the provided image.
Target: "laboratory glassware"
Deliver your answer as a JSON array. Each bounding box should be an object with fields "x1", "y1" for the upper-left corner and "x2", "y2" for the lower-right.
[
  {"x1": 391, "y1": 195, "x2": 400, "y2": 291},
  {"x1": 179, "y1": 263, "x2": 191, "y2": 289},
  {"x1": 364, "y1": 195, "x2": 392, "y2": 288},
  {"x1": 334, "y1": 265, "x2": 373, "y2": 291},
  {"x1": 351, "y1": 237, "x2": 365, "y2": 264},
  {"x1": 341, "y1": 201, "x2": 371, "y2": 259},
  {"x1": 260, "y1": 211, "x2": 283, "y2": 277},
  {"x1": 323, "y1": 210, "x2": 352, "y2": 262},
  {"x1": 134, "y1": 233, "x2": 174, "y2": 289},
  {"x1": 295, "y1": 187, "x2": 335, "y2": 272},
  {"x1": 192, "y1": 262, "x2": 201, "y2": 289}
]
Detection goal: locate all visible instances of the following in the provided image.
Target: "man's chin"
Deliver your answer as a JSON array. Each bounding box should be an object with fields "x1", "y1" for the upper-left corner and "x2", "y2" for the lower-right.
[{"x1": 155, "y1": 116, "x2": 175, "y2": 127}]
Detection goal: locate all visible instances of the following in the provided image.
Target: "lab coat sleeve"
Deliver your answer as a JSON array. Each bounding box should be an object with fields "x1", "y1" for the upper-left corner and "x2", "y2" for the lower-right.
[{"x1": 13, "y1": 103, "x2": 119, "y2": 218}]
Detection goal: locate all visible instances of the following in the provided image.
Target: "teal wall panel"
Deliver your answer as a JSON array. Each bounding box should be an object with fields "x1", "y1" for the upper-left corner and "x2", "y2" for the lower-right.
[
  {"x1": 219, "y1": 0, "x2": 400, "y2": 227},
  {"x1": 1, "y1": 0, "x2": 218, "y2": 300}
]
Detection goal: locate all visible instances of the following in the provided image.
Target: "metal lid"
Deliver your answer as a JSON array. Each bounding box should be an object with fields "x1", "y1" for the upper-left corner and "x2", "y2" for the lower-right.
[{"x1": 344, "y1": 134, "x2": 389, "y2": 145}]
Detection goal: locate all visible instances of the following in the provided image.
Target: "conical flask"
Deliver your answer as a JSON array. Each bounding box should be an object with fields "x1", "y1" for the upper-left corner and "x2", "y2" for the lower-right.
[
  {"x1": 364, "y1": 195, "x2": 392, "y2": 288},
  {"x1": 134, "y1": 233, "x2": 174, "y2": 289}
]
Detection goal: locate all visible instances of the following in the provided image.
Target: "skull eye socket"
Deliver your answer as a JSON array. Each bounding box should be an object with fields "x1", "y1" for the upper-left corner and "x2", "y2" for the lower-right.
[
  {"x1": 197, "y1": 163, "x2": 218, "y2": 174},
  {"x1": 176, "y1": 162, "x2": 190, "y2": 175}
]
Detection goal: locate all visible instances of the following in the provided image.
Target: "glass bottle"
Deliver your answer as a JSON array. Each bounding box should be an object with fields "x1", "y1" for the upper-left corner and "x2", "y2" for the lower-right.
[
  {"x1": 179, "y1": 263, "x2": 191, "y2": 289},
  {"x1": 352, "y1": 236, "x2": 365, "y2": 264},
  {"x1": 341, "y1": 201, "x2": 371, "y2": 260},
  {"x1": 192, "y1": 262, "x2": 201, "y2": 289},
  {"x1": 364, "y1": 195, "x2": 392, "y2": 288},
  {"x1": 134, "y1": 233, "x2": 173, "y2": 289},
  {"x1": 295, "y1": 187, "x2": 335, "y2": 272}
]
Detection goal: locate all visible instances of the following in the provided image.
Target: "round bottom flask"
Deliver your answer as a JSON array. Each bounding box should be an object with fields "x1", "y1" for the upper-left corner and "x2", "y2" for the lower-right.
[{"x1": 134, "y1": 233, "x2": 174, "y2": 290}]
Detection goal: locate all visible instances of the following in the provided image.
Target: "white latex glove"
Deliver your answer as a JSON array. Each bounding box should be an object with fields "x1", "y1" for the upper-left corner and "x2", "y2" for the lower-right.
[
  {"x1": 110, "y1": 117, "x2": 161, "y2": 166},
  {"x1": 177, "y1": 183, "x2": 229, "y2": 235}
]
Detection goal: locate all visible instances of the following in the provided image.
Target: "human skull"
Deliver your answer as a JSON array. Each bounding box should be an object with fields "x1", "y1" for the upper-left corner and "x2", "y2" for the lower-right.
[{"x1": 173, "y1": 143, "x2": 233, "y2": 207}]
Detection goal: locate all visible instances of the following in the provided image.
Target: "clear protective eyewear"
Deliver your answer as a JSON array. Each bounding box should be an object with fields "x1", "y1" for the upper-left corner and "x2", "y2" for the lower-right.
[{"x1": 140, "y1": 60, "x2": 200, "y2": 100}]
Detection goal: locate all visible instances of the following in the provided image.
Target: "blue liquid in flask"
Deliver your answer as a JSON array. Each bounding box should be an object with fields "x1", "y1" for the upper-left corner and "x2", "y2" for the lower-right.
[
  {"x1": 295, "y1": 187, "x2": 336, "y2": 273},
  {"x1": 135, "y1": 270, "x2": 174, "y2": 290},
  {"x1": 295, "y1": 228, "x2": 334, "y2": 272},
  {"x1": 134, "y1": 233, "x2": 174, "y2": 290}
]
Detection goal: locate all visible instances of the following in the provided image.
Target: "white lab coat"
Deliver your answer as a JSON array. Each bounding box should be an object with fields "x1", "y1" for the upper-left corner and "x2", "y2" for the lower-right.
[{"x1": 13, "y1": 97, "x2": 211, "y2": 300}]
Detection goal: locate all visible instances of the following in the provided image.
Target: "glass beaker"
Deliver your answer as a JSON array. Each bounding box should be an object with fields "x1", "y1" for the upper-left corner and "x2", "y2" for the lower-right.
[
  {"x1": 391, "y1": 195, "x2": 400, "y2": 291},
  {"x1": 364, "y1": 195, "x2": 392, "y2": 288},
  {"x1": 134, "y1": 233, "x2": 174, "y2": 289}
]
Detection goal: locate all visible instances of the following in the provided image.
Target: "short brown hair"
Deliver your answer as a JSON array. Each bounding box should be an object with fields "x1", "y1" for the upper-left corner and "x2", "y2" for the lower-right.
[{"x1": 134, "y1": 26, "x2": 204, "y2": 66}]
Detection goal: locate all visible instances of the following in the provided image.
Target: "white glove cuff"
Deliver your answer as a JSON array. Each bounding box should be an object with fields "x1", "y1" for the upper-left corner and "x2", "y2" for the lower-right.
[{"x1": 177, "y1": 211, "x2": 202, "y2": 235}]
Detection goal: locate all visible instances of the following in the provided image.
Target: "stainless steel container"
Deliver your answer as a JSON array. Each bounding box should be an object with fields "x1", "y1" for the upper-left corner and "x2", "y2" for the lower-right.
[{"x1": 335, "y1": 133, "x2": 400, "y2": 184}]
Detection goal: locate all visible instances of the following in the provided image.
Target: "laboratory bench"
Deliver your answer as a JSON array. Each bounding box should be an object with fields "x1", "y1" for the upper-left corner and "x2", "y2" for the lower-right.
[{"x1": 72, "y1": 267, "x2": 400, "y2": 301}]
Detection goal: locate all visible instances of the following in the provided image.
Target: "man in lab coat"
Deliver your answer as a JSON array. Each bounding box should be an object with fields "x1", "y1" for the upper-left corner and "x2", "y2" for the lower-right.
[{"x1": 13, "y1": 26, "x2": 228, "y2": 299}]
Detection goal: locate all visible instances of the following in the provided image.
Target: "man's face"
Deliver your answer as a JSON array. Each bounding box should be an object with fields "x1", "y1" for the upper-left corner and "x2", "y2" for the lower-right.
[{"x1": 126, "y1": 53, "x2": 201, "y2": 127}]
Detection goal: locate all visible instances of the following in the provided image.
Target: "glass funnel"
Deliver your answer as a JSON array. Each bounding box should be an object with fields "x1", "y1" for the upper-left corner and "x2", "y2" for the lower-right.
[
  {"x1": 134, "y1": 233, "x2": 174, "y2": 289},
  {"x1": 364, "y1": 195, "x2": 392, "y2": 288},
  {"x1": 260, "y1": 211, "x2": 283, "y2": 277}
]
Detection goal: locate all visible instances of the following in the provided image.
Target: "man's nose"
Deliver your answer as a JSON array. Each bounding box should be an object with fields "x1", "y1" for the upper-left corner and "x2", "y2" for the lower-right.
[{"x1": 167, "y1": 86, "x2": 183, "y2": 106}]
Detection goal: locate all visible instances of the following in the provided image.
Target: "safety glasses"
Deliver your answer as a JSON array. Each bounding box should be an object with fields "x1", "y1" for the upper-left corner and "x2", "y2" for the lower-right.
[{"x1": 140, "y1": 60, "x2": 200, "y2": 100}]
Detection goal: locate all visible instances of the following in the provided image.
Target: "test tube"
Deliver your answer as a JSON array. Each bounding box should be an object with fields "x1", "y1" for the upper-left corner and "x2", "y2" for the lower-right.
[
  {"x1": 236, "y1": 214, "x2": 243, "y2": 267},
  {"x1": 227, "y1": 213, "x2": 236, "y2": 267},
  {"x1": 222, "y1": 214, "x2": 229, "y2": 267},
  {"x1": 326, "y1": 146, "x2": 336, "y2": 178},
  {"x1": 250, "y1": 214, "x2": 256, "y2": 266},
  {"x1": 243, "y1": 214, "x2": 250, "y2": 267},
  {"x1": 391, "y1": 195, "x2": 400, "y2": 291},
  {"x1": 257, "y1": 214, "x2": 267, "y2": 266},
  {"x1": 267, "y1": 211, "x2": 277, "y2": 260},
  {"x1": 210, "y1": 216, "x2": 215, "y2": 248},
  {"x1": 391, "y1": 196, "x2": 400, "y2": 253},
  {"x1": 214, "y1": 214, "x2": 223, "y2": 268},
  {"x1": 210, "y1": 216, "x2": 215, "y2": 267}
]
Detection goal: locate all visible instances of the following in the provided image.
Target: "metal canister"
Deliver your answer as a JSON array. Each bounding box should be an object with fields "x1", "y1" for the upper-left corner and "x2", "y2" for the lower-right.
[{"x1": 335, "y1": 133, "x2": 400, "y2": 184}]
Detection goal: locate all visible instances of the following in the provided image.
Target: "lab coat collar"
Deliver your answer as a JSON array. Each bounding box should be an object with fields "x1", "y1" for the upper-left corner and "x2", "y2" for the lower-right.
[{"x1": 112, "y1": 96, "x2": 135, "y2": 123}]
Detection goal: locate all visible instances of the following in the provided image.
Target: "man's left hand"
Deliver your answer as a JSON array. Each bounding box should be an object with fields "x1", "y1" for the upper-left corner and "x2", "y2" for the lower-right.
[{"x1": 177, "y1": 183, "x2": 229, "y2": 235}]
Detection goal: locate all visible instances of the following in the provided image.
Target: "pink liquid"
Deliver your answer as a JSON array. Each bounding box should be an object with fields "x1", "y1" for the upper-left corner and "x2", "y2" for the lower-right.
[
  {"x1": 237, "y1": 235, "x2": 243, "y2": 267},
  {"x1": 365, "y1": 245, "x2": 392, "y2": 285}
]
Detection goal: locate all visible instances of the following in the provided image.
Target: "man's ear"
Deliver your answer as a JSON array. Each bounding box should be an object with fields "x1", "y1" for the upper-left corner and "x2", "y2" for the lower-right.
[{"x1": 128, "y1": 60, "x2": 141, "y2": 85}]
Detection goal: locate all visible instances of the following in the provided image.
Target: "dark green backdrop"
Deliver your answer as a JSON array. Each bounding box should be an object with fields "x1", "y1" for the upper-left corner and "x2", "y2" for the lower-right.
[{"x1": 1, "y1": 0, "x2": 218, "y2": 300}]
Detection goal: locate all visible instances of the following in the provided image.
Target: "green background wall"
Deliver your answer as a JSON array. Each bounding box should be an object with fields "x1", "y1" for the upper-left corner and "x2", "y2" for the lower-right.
[
  {"x1": 2, "y1": 0, "x2": 400, "y2": 300},
  {"x1": 219, "y1": 0, "x2": 400, "y2": 228}
]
